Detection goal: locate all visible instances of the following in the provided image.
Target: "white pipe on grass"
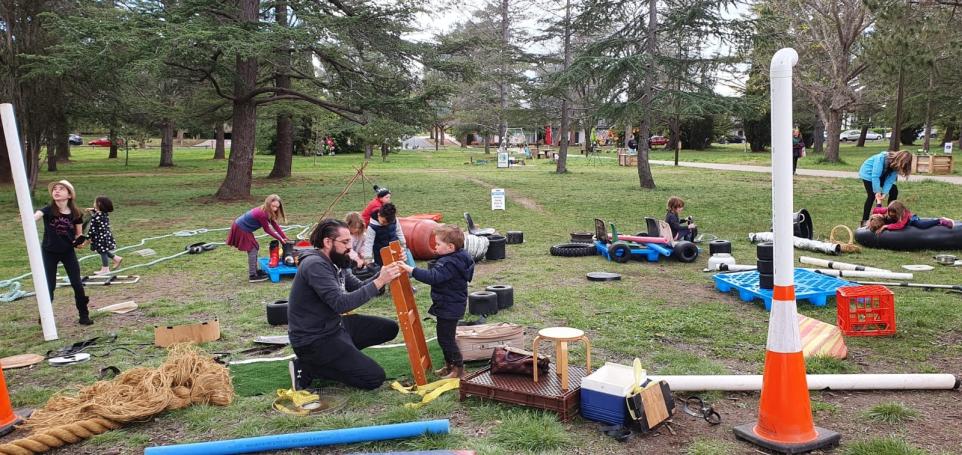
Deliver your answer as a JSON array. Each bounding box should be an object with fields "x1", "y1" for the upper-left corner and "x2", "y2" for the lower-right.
[
  {"x1": 812, "y1": 269, "x2": 913, "y2": 281},
  {"x1": 1, "y1": 103, "x2": 57, "y2": 341},
  {"x1": 648, "y1": 374, "x2": 959, "y2": 392},
  {"x1": 748, "y1": 232, "x2": 841, "y2": 255},
  {"x1": 799, "y1": 256, "x2": 889, "y2": 273}
]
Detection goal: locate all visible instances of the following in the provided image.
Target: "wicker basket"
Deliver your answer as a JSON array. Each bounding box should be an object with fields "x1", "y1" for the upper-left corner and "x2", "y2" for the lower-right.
[{"x1": 830, "y1": 225, "x2": 861, "y2": 254}]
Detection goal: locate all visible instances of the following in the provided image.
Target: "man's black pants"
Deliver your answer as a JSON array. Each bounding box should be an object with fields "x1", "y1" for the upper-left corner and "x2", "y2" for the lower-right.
[{"x1": 293, "y1": 314, "x2": 399, "y2": 390}]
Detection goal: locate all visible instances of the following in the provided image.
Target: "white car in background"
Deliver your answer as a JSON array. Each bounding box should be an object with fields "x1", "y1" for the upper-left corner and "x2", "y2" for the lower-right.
[{"x1": 840, "y1": 130, "x2": 882, "y2": 141}]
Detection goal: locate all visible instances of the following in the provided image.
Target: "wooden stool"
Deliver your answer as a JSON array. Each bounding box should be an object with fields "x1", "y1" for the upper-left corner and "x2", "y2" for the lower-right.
[{"x1": 531, "y1": 327, "x2": 591, "y2": 391}]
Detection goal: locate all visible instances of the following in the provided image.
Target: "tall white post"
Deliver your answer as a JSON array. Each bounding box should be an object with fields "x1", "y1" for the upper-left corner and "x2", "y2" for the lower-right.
[{"x1": 1, "y1": 104, "x2": 58, "y2": 341}]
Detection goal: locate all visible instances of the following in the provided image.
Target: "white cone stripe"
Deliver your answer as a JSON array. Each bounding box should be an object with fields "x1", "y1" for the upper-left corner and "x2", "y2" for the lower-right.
[{"x1": 766, "y1": 298, "x2": 802, "y2": 353}]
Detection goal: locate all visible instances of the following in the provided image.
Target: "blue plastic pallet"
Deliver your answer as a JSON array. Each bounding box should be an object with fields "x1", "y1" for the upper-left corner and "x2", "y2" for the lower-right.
[
  {"x1": 257, "y1": 257, "x2": 297, "y2": 283},
  {"x1": 713, "y1": 268, "x2": 852, "y2": 311}
]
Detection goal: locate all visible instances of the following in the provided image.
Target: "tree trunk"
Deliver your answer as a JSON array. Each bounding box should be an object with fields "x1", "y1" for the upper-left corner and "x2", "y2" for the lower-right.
[
  {"x1": 54, "y1": 111, "x2": 69, "y2": 162},
  {"x1": 213, "y1": 123, "x2": 226, "y2": 159},
  {"x1": 813, "y1": 120, "x2": 824, "y2": 155},
  {"x1": 159, "y1": 121, "x2": 174, "y2": 167},
  {"x1": 440, "y1": 127, "x2": 445, "y2": 148},
  {"x1": 922, "y1": 72, "x2": 934, "y2": 153},
  {"x1": 380, "y1": 143, "x2": 389, "y2": 161},
  {"x1": 555, "y1": 0, "x2": 571, "y2": 174},
  {"x1": 824, "y1": 109, "x2": 842, "y2": 162},
  {"x1": 268, "y1": 1, "x2": 292, "y2": 179},
  {"x1": 462, "y1": 133, "x2": 468, "y2": 148},
  {"x1": 364, "y1": 143, "x2": 373, "y2": 159},
  {"x1": 856, "y1": 125, "x2": 868, "y2": 147},
  {"x1": 46, "y1": 134, "x2": 57, "y2": 172},
  {"x1": 0, "y1": 127, "x2": 11, "y2": 183},
  {"x1": 484, "y1": 134, "x2": 490, "y2": 154},
  {"x1": 888, "y1": 66, "x2": 904, "y2": 152},
  {"x1": 941, "y1": 123, "x2": 955, "y2": 146},
  {"x1": 215, "y1": 0, "x2": 258, "y2": 200},
  {"x1": 496, "y1": 0, "x2": 509, "y2": 147},
  {"x1": 108, "y1": 128, "x2": 119, "y2": 159},
  {"x1": 434, "y1": 125, "x2": 440, "y2": 151},
  {"x1": 635, "y1": 0, "x2": 657, "y2": 189}
]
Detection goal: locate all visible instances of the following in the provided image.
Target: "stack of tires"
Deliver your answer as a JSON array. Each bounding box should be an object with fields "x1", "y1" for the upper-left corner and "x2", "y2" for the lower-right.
[{"x1": 757, "y1": 242, "x2": 774, "y2": 290}]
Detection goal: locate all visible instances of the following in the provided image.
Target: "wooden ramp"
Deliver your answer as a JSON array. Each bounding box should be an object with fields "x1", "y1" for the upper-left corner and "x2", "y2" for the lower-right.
[{"x1": 381, "y1": 241, "x2": 432, "y2": 385}]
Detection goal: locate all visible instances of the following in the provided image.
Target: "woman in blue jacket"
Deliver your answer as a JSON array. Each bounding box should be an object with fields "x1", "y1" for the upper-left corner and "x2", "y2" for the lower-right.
[{"x1": 859, "y1": 150, "x2": 913, "y2": 225}]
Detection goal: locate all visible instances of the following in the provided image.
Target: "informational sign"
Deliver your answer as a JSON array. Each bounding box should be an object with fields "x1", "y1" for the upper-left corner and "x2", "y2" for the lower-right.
[
  {"x1": 945, "y1": 142, "x2": 953, "y2": 155},
  {"x1": 491, "y1": 188, "x2": 506, "y2": 210},
  {"x1": 497, "y1": 151, "x2": 509, "y2": 168}
]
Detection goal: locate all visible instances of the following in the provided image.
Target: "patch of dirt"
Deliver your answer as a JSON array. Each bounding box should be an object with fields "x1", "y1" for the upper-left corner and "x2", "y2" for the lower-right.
[{"x1": 462, "y1": 176, "x2": 545, "y2": 213}]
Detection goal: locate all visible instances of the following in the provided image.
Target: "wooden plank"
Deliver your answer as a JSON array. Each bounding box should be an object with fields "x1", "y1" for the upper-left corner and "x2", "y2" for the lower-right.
[{"x1": 380, "y1": 241, "x2": 432, "y2": 385}]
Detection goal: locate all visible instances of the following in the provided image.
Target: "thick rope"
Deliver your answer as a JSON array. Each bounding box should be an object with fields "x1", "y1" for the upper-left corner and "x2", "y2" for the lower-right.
[{"x1": 0, "y1": 345, "x2": 233, "y2": 455}]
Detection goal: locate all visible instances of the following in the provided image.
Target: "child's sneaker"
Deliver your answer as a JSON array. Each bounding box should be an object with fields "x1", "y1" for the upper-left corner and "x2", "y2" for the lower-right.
[
  {"x1": 940, "y1": 218, "x2": 955, "y2": 228},
  {"x1": 249, "y1": 273, "x2": 268, "y2": 283}
]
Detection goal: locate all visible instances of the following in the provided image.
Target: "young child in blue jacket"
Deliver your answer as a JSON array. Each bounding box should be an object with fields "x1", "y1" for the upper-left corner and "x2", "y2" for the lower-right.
[{"x1": 399, "y1": 224, "x2": 475, "y2": 378}]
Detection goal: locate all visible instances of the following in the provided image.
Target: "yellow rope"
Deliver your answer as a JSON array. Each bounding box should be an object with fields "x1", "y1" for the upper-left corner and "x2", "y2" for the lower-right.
[
  {"x1": 390, "y1": 378, "x2": 459, "y2": 409},
  {"x1": 0, "y1": 344, "x2": 232, "y2": 455}
]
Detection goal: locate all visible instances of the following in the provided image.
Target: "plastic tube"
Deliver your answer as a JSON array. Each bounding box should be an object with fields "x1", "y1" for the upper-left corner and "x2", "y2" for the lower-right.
[
  {"x1": 144, "y1": 419, "x2": 450, "y2": 455},
  {"x1": 749, "y1": 232, "x2": 841, "y2": 255},
  {"x1": 1, "y1": 104, "x2": 57, "y2": 341},
  {"x1": 649, "y1": 374, "x2": 959, "y2": 392},
  {"x1": 798, "y1": 256, "x2": 888, "y2": 272},
  {"x1": 811, "y1": 269, "x2": 913, "y2": 280}
]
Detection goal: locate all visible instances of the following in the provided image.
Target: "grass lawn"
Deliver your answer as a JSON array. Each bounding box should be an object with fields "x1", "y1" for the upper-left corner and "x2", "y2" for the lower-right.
[{"x1": 1, "y1": 146, "x2": 960, "y2": 454}]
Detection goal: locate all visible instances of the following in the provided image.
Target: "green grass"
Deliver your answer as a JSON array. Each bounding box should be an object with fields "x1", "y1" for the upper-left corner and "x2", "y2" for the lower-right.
[
  {"x1": 1, "y1": 146, "x2": 960, "y2": 453},
  {"x1": 685, "y1": 438, "x2": 738, "y2": 455},
  {"x1": 864, "y1": 402, "x2": 920, "y2": 424},
  {"x1": 843, "y1": 436, "x2": 929, "y2": 455}
]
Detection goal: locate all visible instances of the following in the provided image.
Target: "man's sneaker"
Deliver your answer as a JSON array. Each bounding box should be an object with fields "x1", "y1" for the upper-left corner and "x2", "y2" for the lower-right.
[
  {"x1": 289, "y1": 358, "x2": 303, "y2": 391},
  {"x1": 249, "y1": 273, "x2": 268, "y2": 283}
]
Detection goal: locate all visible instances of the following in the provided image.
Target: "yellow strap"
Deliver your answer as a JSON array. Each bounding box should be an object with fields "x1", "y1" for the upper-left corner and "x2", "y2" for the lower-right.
[
  {"x1": 272, "y1": 388, "x2": 321, "y2": 416},
  {"x1": 390, "y1": 378, "x2": 460, "y2": 408}
]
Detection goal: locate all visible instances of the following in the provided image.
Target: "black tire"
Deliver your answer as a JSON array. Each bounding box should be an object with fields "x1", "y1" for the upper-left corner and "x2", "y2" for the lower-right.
[
  {"x1": 485, "y1": 284, "x2": 514, "y2": 309},
  {"x1": 634, "y1": 231, "x2": 650, "y2": 237},
  {"x1": 550, "y1": 243, "x2": 597, "y2": 257},
  {"x1": 759, "y1": 273, "x2": 775, "y2": 290},
  {"x1": 672, "y1": 241, "x2": 699, "y2": 263},
  {"x1": 266, "y1": 300, "x2": 288, "y2": 326},
  {"x1": 708, "y1": 240, "x2": 732, "y2": 256},
  {"x1": 756, "y1": 242, "x2": 774, "y2": 261},
  {"x1": 757, "y1": 259, "x2": 774, "y2": 274},
  {"x1": 468, "y1": 291, "x2": 499, "y2": 316},
  {"x1": 569, "y1": 232, "x2": 595, "y2": 244},
  {"x1": 610, "y1": 243, "x2": 631, "y2": 263}
]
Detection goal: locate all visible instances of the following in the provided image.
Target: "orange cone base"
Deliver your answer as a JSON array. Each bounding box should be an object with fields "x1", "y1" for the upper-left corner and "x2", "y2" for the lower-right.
[
  {"x1": 734, "y1": 423, "x2": 840, "y2": 454},
  {"x1": 0, "y1": 413, "x2": 23, "y2": 438}
]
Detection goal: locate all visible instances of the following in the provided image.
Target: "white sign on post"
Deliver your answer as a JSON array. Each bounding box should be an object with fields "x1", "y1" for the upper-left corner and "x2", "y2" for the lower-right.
[
  {"x1": 491, "y1": 188, "x2": 506, "y2": 210},
  {"x1": 944, "y1": 142, "x2": 953, "y2": 155},
  {"x1": 497, "y1": 151, "x2": 509, "y2": 168}
]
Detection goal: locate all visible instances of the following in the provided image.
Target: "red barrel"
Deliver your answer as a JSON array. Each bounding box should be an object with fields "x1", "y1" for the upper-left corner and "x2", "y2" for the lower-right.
[{"x1": 399, "y1": 217, "x2": 440, "y2": 260}]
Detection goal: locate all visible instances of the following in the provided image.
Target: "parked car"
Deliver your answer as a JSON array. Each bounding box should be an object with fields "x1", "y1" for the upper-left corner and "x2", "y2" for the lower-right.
[
  {"x1": 68, "y1": 134, "x2": 82, "y2": 145},
  {"x1": 719, "y1": 135, "x2": 744, "y2": 144},
  {"x1": 649, "y1": 135, "x2": 668, "y2": 146},
  {"x1": 840, "y1": 130, "x2": 882, "y2": 141},
  {"x1": 88, "y1": 137, "x2": 122, "y2": 147}
]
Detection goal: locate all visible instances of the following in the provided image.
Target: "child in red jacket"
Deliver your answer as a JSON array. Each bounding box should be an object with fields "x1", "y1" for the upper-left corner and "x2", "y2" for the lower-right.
[{"x1": 869, "y1": 200, "x2": 954, "y2": 233}]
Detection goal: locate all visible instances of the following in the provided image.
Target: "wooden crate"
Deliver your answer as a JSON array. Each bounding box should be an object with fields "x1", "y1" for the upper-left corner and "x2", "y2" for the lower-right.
[
  {"x1": 912, "y1": 154, "x2": 953, "y2": 175},
  {"x1": 618, "y1": 153, "x2": 637, "y2": 167},
  {"x1": 460, "y1": 365, "x2": 586, "y2": 421}
]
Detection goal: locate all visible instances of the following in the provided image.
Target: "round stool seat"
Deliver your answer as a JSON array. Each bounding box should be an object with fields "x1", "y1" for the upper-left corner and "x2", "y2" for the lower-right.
[{"x1": 537, "y1": 327, "x2": 584, "y2": 341}]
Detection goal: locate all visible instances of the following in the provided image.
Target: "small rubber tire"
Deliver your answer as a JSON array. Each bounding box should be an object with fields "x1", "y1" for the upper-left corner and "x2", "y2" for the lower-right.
[
  {"x1": 485, "y1": 284, "x2": 514, "y2": 309},
  {"x1": 759, "y1": 273, "x2": 775, "y2": 290},
  {"x1": 757, "y1": 259, "x2": 774, "y2": 275},
  {"x1": 672, "y1": 241, "x2": 699, "y2": 263},
  {"x1": 468, "y1": 291, "x2": 499, "y2": 316},
  {"x1": 550, "y1": 243, "x2": 597, "y2": 257},
  {"x1": 610, "y1": 244, "x2": 631, "y2": 263},
  {"x1": 756, "y1": 242, "x2": 774, "y2": 261},
  {"x1": 708, "y1": 240, "x2": 732, "y2": 256},
  {"x1": 266, "y1": 300, "x2": 288, "y2": 326},
  {"x1": 587, "y1": 272, "x2": 621, "y2": 281}
]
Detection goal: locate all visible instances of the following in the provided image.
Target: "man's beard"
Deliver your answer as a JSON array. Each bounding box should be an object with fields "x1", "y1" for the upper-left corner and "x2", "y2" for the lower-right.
[{"x1": 329, "y1": 250, "x2": 353, "y2": 269}]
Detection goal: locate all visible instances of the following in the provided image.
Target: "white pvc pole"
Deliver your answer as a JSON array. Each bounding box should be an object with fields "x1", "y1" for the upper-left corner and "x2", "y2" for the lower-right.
[
  {"x1": 799, "y1": 256, "x2": 889, "y2": 273},
  {"x1": 811, "y1": 269, "x2": 913, "y2": 280},
  {"x1": 649, "y1": 374, "x2": 959, "y2": 392},
  {"x1": 1, "y1": 103, "x2": 58, "y2": 340}
]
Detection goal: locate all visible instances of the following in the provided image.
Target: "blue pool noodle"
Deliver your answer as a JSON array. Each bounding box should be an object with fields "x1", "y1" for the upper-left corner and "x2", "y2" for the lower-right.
[{"x1": 144, "y1": 419, "x2": 450, "y2": 455}]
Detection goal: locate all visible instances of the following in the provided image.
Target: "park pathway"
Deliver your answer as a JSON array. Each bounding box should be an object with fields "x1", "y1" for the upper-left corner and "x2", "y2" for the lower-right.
[{"x1": 649, "y1": 160, "x2": 962, "y2": 186}]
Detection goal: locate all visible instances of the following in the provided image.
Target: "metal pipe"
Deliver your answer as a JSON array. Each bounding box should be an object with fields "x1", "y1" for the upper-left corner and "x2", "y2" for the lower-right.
[
  {"x1": 798, "y1": 256, "x2": 889, "y2": 272},
  {"x1": 812, "y1": 269, "x2": 913, "y2": 280},
  {"x1": 849, "y1": 280, "x2": 962, "y2": 292},
  {"x1": 1, "y1": 104, "x2": 58, "y2": 341},
  {"x1": 649, "y1": 374, "x2": 959, "y2": 392},
  {"x1": 749, "y1": 232, "x2": 841, "y2": 255}
]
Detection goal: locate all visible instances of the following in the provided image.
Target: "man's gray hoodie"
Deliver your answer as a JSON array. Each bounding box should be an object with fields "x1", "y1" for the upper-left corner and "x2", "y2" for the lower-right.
[{"x1": 287, "y1": 249, "x2": 378, "y2": 349}]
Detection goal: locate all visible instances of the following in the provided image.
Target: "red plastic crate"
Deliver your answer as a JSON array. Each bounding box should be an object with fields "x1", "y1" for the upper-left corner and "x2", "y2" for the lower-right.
[{"x1": 836, "y1": 285, "x2": 896, "y2": 336}]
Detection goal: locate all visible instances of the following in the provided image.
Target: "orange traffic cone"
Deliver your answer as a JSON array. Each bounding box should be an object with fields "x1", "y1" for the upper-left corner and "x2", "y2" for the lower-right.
[
  {"x1": 0, "y1": 367, "x2": 25, "y2": 437},
  {"x1": 733, "y1": 285, "x2": 840, "y2": 453}
]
